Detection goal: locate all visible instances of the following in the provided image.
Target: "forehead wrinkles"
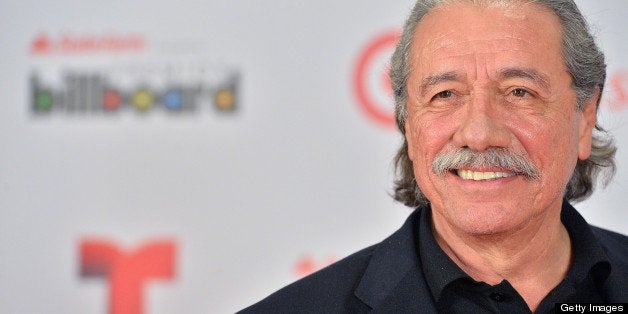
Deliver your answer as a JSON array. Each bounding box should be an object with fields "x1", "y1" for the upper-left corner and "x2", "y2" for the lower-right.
[
  {"x1": 422, "y1": 37, "x2": 532, "y2": 65},
  {"x1": 408, "y1": 1, "x2": 560, "y2": 74},
  {"x1": 413, "y1": 19, "x2": 536, "y2": 61},
  {"x1": 411, "y1": 37, "x2": 536, "y2": 88}
]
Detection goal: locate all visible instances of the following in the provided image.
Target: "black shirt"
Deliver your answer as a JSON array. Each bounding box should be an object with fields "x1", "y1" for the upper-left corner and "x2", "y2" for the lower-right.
[
  {"x1": 241, "y1": 202, "x2": 625, "y2": 313},
  {"x1": 418, "y1": 201, "x2": 611, "y2": 313}
]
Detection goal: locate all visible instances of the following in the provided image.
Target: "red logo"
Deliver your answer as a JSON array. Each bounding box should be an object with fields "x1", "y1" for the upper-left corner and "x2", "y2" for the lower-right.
[
  {"x1": 353, "y1": 31, "x2": 401, "y2": 128},
  {"x1": 607, "y1": 70, "x2": 628, "y2": 111},
  {"x1": 30, "y1": 33, "x2": 146, "y2": 55},
  {"x1": 31, "y1": 34, "x2": 53, "y2": 54},
  {"x1": 80, "y1": 239, "x2": 176, "y2": 314},
  {"x1": 293, "y1": 254, "x2": 337, "y2": 278}
]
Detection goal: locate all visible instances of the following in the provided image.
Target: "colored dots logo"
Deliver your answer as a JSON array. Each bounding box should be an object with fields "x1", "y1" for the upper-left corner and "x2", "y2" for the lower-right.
[
  {"x1": 103, "y1": 90, "x2": 122, "y2": 111},
  {"x1": 164, "y1": 90, "x2": 183, "y2": 111},
  {"x1": 214, "y1": 88, "x2": 236, "y2": 111},
  {"x1": 132, "y1": 89, "x2": 154, "y2": 111},
  {"x1": 30, "y1": 67, "x2": 240, "y2": 115},
  {"x1": 34, "y1": 90, "x2": 53, "y2": 111}
]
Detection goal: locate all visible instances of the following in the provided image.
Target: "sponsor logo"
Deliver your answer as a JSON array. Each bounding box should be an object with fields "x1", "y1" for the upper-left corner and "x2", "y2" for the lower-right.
[
  {"x1": 293, "y1": 254, "x2": 337, "y2": 278},
  {"x1": 31, "y1": 64, "x2": 239, "y2": 114},
  {"x1": 607, "y1": 70, "x2": 628, "y2": 111},
  {"x1": 80, "y1": 238, "x2": 176, "y2": 314},
  {"x1": 31, "y1": 33, "x2": 146, "y2": 55},
  {"x1": 353, "y1": 31, "x2": 401, "y2": 128}
]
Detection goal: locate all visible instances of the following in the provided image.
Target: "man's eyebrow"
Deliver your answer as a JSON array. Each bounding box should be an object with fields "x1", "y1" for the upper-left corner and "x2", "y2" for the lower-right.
[
  {"x1": 420, "y1": 71, "x2": 459, "y2": 96},
  {"x1": 498, "y1": 68, "x2": 551, "y2": 90}
]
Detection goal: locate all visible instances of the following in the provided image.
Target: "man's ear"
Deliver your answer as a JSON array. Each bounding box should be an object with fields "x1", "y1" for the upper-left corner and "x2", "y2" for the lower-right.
[{"x1": 577, "y1": 88, "x2": 600, "y2": 160}]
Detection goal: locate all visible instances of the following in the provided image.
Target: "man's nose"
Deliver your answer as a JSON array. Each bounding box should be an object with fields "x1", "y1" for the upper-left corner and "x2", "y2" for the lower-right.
[{"x1": 452, "y1": 93, "x2": 510, "y2": 151}]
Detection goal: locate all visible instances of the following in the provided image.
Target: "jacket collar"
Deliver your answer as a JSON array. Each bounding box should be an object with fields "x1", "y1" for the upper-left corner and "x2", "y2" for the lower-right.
[
  {"x1": 353, "y1": 202, "x2": 618, "y2": 310},
  {"x1": 353, "y1": 207, "x2": 437, "y2": 312}
]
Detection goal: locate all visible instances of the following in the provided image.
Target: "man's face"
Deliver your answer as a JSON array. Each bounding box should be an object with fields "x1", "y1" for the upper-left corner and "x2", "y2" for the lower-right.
[{"x1": 404, "y1": 2, "x2": 597, "y2": 235}]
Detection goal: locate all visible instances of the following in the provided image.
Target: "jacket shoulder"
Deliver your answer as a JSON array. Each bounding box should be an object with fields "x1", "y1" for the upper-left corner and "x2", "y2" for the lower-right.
[
  {"x1": 591, "y1": 226, "x2": 628, "y2": 262},
  {"x1": 239, "y1": 245, "x2": 377, "y2": 313},
  {"x1": 591, "y1": 226, "x2": 628, "y2": 302}
]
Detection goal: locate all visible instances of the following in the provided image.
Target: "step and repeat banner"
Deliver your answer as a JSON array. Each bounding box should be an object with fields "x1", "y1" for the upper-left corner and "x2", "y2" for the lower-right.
[{"x1": 1, "y1": 0, "x2": 626, "y2": 313}]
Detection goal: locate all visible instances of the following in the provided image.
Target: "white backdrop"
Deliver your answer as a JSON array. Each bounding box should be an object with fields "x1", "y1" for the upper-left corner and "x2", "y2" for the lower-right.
[{"x1": 0, "y1": 1, "x2": 626, "y2": 313}]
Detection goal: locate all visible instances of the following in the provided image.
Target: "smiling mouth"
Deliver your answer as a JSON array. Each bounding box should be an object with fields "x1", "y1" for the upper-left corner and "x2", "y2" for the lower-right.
[{"x1": 455, "y1": 169, "x2": 518, "y2": 181}]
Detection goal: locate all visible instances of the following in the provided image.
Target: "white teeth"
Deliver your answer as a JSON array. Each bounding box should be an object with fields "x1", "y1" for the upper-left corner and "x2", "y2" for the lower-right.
[{"x1": 456, "y1": 170, "x2": 516, "y2": 181}]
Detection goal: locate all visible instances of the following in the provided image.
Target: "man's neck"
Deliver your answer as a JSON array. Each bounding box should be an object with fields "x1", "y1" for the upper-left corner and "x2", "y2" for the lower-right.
[{"x1": 431, "y1": 206, "x2": 572, "y2": 312}]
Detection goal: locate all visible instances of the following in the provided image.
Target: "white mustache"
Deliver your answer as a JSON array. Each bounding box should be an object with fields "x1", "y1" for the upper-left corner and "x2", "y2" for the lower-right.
[{"x1": 432, "y1": 147, "x2": 540, "y2": 179}]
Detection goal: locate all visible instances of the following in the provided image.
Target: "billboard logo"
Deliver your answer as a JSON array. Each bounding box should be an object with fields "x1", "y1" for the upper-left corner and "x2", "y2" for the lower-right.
[
  {"x1": 353, "y1": 31, "x2": 401, "y2": 128},
  {"x1": 30, "y1": 33, "x2": 146, "y2": 55},
  {"x1": 80, "y1": 239, "x2": 176, "y2": 314},
  {"x1": 31, "y1": 66, "x2": 239, "y2": 114}
]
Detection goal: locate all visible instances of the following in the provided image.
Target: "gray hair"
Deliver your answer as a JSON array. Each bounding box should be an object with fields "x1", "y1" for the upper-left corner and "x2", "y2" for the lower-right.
[{"x1": 391, "y1": 0, "x2": 616, "y2": 207}]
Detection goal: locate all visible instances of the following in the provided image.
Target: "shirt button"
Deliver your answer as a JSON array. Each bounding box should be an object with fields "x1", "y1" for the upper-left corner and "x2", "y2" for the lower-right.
[{"x1": 490, "y1": 292, "x2": 508, "y2": 302}]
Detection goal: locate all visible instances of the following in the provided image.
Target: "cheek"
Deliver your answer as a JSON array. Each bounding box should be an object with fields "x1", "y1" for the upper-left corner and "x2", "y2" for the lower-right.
[
  {"x1": 513, "y1": 115, "x2": 580, "y2": 175},
  {"x1": 406, "y1": 112, "x2": 457, "y2": 165}
]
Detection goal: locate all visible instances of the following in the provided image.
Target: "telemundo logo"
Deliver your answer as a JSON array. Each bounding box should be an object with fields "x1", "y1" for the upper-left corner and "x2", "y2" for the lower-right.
[{"x1": 31, "y1": 66, "x2": 239, "y2": 115}]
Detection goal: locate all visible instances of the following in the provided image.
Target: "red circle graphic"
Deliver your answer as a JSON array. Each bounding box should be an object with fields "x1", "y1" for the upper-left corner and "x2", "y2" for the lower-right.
[
  {"x1": 608, "y1": 70, "x2": 628, "y2": 112},
  {"x1": 353, "y1": 31, "x2": 401, "y2": 128}
]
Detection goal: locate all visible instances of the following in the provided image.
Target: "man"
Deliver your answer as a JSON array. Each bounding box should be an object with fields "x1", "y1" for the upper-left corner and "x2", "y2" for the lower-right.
[{"x1": 241, "y1": 0, "x2": 627, "y2": 312}]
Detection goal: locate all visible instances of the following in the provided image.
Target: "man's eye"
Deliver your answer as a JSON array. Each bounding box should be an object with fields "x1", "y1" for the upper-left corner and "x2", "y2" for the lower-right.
[
  {"x1": 435, "y1": 90, "x2": 453, "y2": 99},
  {"x1": 512, "y1": 88, "x2": 528, "y2": 97}
]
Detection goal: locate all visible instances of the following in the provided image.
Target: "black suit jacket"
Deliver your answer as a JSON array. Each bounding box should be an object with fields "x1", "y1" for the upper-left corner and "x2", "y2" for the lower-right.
[{"x1": 240, "y1": 205, "x2": 627, "y2": 313}]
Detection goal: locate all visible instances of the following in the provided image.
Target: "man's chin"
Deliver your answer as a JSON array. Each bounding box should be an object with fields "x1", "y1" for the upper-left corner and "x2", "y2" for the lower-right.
[{"x1": 434, "y1": 204, "x2": 530, "y2": 237}]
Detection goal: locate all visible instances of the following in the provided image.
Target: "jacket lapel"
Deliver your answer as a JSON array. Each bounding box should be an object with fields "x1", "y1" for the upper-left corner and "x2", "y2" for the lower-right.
[{"x1": 353, "y1": 207, "x2": 437, "y2": 313}]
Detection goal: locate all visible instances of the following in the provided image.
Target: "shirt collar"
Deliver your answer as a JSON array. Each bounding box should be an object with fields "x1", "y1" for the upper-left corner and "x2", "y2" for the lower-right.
[
  {"x1": 560, "y1": 201, "x2": 611, "y2": 286},
  {"x1": 417, "y1": 205, "x2": 468, "y2": 302},
  {"x1": 418, "y1": 200, "x2": 611, "y2": 302}
]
